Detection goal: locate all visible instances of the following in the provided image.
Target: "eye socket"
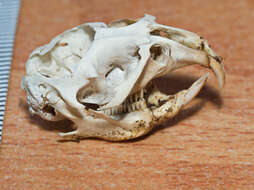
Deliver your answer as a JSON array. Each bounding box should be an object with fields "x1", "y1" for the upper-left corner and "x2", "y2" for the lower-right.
[{"x1": 150, "y1": 44, "x2": 163, "y2": 60}]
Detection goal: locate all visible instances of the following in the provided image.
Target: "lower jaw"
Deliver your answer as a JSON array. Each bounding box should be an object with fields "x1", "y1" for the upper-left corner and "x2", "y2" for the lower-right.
[{"x1": 58, "y1": 74, "x2": 208, "y2": 141}]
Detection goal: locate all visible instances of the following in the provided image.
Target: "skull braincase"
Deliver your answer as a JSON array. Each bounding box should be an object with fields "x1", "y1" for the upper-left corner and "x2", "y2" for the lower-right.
[{"x1": 21, "y1": 15, "x2": 225, "y2": 141}]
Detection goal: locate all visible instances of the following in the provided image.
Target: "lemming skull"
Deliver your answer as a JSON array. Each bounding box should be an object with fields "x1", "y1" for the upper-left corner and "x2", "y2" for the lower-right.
[{"x1": 21, "y1": 15, "x2": 225, "y2": 141}]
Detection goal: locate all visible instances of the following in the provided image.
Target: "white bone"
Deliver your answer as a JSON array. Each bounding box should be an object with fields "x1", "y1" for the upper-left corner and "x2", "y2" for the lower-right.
[{"x1": 21, "y1": 15, "x2": 225, "y2": 141}]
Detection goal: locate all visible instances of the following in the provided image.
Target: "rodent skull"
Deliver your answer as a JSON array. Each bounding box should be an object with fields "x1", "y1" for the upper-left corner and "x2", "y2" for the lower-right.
[{"x1": 21, "y1": 15, "x2": 225, "y2": 141}]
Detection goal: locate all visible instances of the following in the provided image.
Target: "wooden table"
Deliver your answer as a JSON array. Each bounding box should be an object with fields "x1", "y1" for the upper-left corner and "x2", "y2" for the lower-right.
[{"x1": 1, "y1": 0, "x2": 254, "y2": 189}]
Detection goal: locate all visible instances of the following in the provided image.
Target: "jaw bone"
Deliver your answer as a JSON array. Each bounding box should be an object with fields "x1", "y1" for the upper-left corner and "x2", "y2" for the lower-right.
[{"x1": 59, "y1": 74, "x2": 208, "y2": 141}]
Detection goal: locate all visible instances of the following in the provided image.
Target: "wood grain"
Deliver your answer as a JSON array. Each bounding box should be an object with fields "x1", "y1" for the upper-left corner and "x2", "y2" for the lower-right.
[{"x1": 1, "y1": 0, "x2": 254, "y2": 189}]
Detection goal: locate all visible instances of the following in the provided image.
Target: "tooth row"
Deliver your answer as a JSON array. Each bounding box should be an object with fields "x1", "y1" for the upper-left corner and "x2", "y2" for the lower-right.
[
  {"x1": 126, "y1": 89, "x2": 145, "y2": 104},
  {"x1": 103, "y1": 99, "x2": 147, "y2": 116},
  {"x1": 103, "y1": 89, "x2": 147, "y2": 116}
]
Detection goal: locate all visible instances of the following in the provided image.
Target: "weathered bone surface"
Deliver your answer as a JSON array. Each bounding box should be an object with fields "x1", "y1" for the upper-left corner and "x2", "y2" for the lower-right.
[{"x1": 21, "y1": 15, "x2": 225, "y2": 141}]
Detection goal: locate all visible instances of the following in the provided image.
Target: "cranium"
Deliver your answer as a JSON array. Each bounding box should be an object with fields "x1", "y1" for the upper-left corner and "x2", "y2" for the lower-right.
[{"x1": 21, "y1": 15, "x2": 225, "y2": 141}]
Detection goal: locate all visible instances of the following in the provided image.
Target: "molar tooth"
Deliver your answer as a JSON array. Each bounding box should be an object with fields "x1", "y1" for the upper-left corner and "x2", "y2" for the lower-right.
[
  {"x1": 143, "y1": 103, "x2": 146, "y2": 109},
  {"x1": 141, "y1": 102, "x2": 145, "y2": 110},
  {"x1": 132, "y1": 103, "x2": 136, "y2": 111},
  {"x1": 137, "y1": 91, "x2": 141, "y2": 100},
  {"x1": 136, "y1": 102, "x2": 140, "y2": 110},
  {"x1": 120, "y1": 106, "x2": 124, "y2": 113},
  {"x1": 133, "y1": 93, "x2": 137, "y2": 102},
  {"x1": 113, "y1": 108, "x2": 117, "y2": 114},
  {"x1": 130, "y1": 95, "x2": 133, "y2": 103},
  {"x1": 127, "y1": 97, "x2": 130, "y2": 104},
  {"x1": 112, "y1": 107, "x2": 116, "y2": 115},
  {"x1": 140, "y1": 89, "x2": 144, "y2": 99},
  {"x1": 123, "y1": 104, "x2": 127, "y2": 113},
  {"x1": 140, "y1": 102, "x2": 143, "y2": 109},
  {"x1": 114, "y1": 107, "x2": 118, "y2": 114},
  {"x1": 118, "y1": 106, "x2": 122, "y2": 114},
  {"x1": 124, "y1": 107, "x2": 127, "y2": 113},
  {"x1": 139, "y1": 100, "x2": 146, "y2": 110},
  {"x1": 130, "y1": 105, "x2": 134, "y2": 112},
  {"x1": 128, "y1": 105, "x2": 132, "y2": 112},
  {"x1": 135, "y1": 93, "x2": 138, "y2": 101},
  {"x1": 115, "y1": 107, "x2": 119, "y2": 114}
]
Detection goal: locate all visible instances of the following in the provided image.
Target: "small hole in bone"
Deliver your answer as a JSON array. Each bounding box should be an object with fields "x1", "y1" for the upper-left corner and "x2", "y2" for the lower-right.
[
  {"x1": 150, "y1": 30, "x2": 168, "y2": 38},
  {"x1": 83, "y1": 102, "x2": 100, "y2": 110},
  {"x1": 42, "y1": 105, "x2": 56, "y2": 116},
  {"x1": 133, "y1": 47, "x2": 141, "y2": 60},
  {"x1": 150, "y1": 45, "x2": 162, "y2": 60},
  {"x1": 59, "y1": 42, "x2": 68, "y2": 46},
  {"x1": 150, "y1": 30, "x2": 160, "y2": 36},
  {"x1": 160, "y1": 31, "x2": 165, "y2": 37}
]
